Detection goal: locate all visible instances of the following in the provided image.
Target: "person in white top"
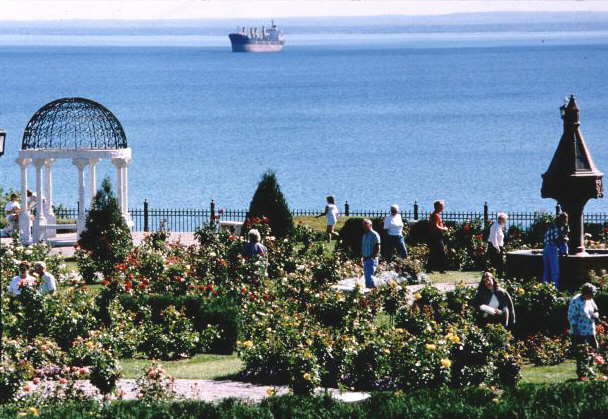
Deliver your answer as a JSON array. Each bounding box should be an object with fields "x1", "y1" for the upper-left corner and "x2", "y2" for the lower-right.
[
  {"x1": 487, "y1": 213, "x2": 507, "y2": 278},
  {"x1": 316, "y1": 196, "x2": 339, "y2": 242},
  {"x1": 4, "y1": 193, "x2": 21, "y2": 235},
  {"x1": 8, "y1": 261, "x2": 38, "y2": 296},
  {"x1": 383, "y1": 204, "x2": 408, "y2": 263},
  {"x1": 34, "y1": 261, "x2": 57, "y2": 295}
]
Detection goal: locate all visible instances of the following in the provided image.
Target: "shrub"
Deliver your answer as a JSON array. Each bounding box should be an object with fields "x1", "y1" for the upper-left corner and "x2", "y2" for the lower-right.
[
  {"x1": 88, "y1": 350, "x2": 122, "y2": 395},
  {"x1": 245, "y1": 171, "x2": 294, "y2": 239},
  {"x1": 77, "y1": 177, "x2": 133, "y2": 282},
  {"x1": 337, "y1": 217, "x2": 383, "y2": 257}
]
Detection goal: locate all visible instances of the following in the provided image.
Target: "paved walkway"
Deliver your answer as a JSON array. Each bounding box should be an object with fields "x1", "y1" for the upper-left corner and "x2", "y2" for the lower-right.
[{"x1": 27, "y1": 379, "x2": 370, "y2": 403}]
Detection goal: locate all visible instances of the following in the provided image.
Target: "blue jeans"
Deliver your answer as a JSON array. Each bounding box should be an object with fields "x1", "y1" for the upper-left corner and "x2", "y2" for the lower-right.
[
  {"x1": 363, "y1": 258, "x2": 378, "y2": 288},
  {"x1": 543, "y1": 244, "x2": 559, "y2": 288},
  {"x1": 386, "y1": 235, "x2": 408, "y2": 263}
]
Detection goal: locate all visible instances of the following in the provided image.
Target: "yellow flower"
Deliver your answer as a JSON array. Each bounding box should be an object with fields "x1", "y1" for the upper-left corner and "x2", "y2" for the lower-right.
[
  {"x1": 458, "y1": 282, "x2": 465, "y2": 288},
  {"x1": 383, "y1": 348, "x2": 391, "y2": 355},
  {"x1": 28, "y1": 407, "x2": 40, "y2": 416},
  {"x1": 303, "y1": 372, "x2": 312, "y2": 381},
  {"x1": 425, "y1": 343, "x2": 436, "y2": 351},
  {"x1": 517, "y1": 288, "x2": 525, "y2": 296},
  {"x1": 452, "y1": 335, "x2": 460, "y2": 344},
  {"x1": 414, "y1": 292, "x2": 422, "y2": 300},
  {"x1": 440, "y1": 358, "x2": 452, "y2": 368},
  {"x1": 303, "y1": 351, "x2": 313, "y2": 360},
  {"x1": 395, "y1": 390, "x2": 404, "y2": 397},
  {"x1": 267, "y1": 387, "x2": 277, "y2": 396},
  {"x1": 389, "y1": 280, "x2": 397, "y2": 289},
  {"x1": 395, "y1": 328, "x2": 404, "y2": 334},
  {"x1": 243, "y1": 340, "x2": 253, "y2": 349},
  {"x1": 17, "y1": 413, "x2": 27, "y2": 418}
]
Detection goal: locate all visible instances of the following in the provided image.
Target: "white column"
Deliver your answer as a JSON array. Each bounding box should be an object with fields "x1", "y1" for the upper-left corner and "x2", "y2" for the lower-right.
[
  {"x1": 89, "y1": 158, "x2": 101, "y2": 207},
  {"x1": 73, "y1": 158, "x2": 89, "y2": 237},
  {"x1": 44, "y1": 158, "x2": 57, "y2": 238},
  {"x1": 122, "y1": 161, "x2": 129, "y2": 211},
  {"x1": 112, "y1": 157, "x2": 133, "y2": 228},
  {"x1": 113, "y1": 158, "x2": 123, "y2": 213},
  {"x1": 33, "y1": 159, "x2": 47, "y2": 242},
  {"x1": 16, "y1": 157, "x2": 32, "y2": 244}
]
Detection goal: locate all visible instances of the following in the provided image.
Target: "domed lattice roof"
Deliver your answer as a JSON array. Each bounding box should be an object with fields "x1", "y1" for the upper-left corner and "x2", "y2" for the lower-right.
[{"x1": 22, "y1": 98, "x2": 127, "y2": 150}]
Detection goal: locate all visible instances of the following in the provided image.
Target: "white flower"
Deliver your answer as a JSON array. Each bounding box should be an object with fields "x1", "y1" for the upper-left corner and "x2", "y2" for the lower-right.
[
  {"x1": 209, "y1": 252, "x2": 217, "y2": 258},
  {"x1": 24, "y1": 249, "x2": 32, "y2": 255}
]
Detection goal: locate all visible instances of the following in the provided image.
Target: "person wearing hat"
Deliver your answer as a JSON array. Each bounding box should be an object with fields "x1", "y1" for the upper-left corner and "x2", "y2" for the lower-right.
[
  {"x1": 568, "y1": 283, "x2": 600, "y2": 380},
  {"x1": 34, "y1": 261, "x2": 57, "y2": 295},
  {"x1": 383, "y1": 204, "x2": 408, "y2": 263}
]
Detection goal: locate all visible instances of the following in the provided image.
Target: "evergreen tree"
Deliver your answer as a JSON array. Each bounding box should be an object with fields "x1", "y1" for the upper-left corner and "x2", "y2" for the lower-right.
[
  {"x1": 246, "y1": 171, "x2": 294, "y2": 238},
  {"x1": 78, "y1": 177, "x2": 132, "y2": 279}
]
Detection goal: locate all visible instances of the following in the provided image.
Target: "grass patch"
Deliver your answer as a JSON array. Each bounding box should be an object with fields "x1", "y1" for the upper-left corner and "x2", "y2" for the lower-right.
[
  {"x1": 293, "y1": 215, "x2": 348, "y2": 235},
  {"x1": 427, "y1": 271, "x2": 480, "y2": 285},
  {"x1": 119, "y1": 354, "x2": 243, "y2": 380},
  {"x1": 520, "y1": 361, "x2": 578, "y2": 384}
]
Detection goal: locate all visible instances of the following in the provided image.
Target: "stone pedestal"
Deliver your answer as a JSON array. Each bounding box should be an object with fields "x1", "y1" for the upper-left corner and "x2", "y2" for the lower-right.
[{"x1": 507, "y1": 249, "x2": 608, "y2": 292}]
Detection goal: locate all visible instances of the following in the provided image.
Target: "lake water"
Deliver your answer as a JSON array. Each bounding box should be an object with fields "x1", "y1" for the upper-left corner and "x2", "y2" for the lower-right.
[{"x1": 1, "y1": 31, "x2": 608, "y2": 213}]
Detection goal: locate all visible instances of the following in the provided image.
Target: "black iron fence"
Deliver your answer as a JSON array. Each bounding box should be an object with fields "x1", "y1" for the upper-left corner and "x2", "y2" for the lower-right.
[{"x1": 53, "y1": 200, "x2": 608, "y2": 233}]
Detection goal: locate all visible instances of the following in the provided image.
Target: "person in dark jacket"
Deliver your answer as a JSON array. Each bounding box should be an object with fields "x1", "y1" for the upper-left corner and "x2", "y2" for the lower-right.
[{"x1": 471, "y1": 271, "x2": 516, "y2": 329}]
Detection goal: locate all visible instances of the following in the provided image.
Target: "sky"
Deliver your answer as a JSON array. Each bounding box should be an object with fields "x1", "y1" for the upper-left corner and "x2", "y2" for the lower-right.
[{"x1": 2, "y1": 0, "x2": 608, "y2": 21}]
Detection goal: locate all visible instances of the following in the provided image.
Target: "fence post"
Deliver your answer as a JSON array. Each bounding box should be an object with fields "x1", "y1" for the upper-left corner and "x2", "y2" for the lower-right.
[
  {"x1": 484, "y1": 202, "x2": 489, "y2": 224},
  {"x1": 210, "y1": 199, "x2": 216, "y2": 220},
  {"x1": 414, "y1": 201, "x2": 418, "y2": 220},
  {"x1": 344, "y1": 200, "x2": 349, "y2": 216},
  {"x1": 143, "y1": 199, "x2": 149, "y2": 232},
  {"x1": 556, "y1": 204, "x2": 561, "y2": 215}
]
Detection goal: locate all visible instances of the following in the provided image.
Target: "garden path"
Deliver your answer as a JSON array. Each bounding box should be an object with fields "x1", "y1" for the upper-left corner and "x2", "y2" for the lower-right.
[{"x1": 27, "y1": 379, "x2": 370, "y2": 403}]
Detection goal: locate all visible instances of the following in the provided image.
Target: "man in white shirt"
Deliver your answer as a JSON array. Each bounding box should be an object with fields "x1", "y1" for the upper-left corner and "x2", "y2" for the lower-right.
[
  {"x1": 35, "y1": 261, "x2": 57, "y2": 295},
  {"x1": 8, "y1": 261, "x2": 37, "y2": 296},
  {"x1": 487, "y1": 213, "x2": 507, "y2": 278},
  {"x1": 383, "y1": 204, "x2": 408, "y2": 263}
]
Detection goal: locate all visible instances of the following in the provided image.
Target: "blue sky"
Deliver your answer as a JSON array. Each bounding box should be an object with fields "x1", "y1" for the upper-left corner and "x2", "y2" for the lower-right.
[{"x1": 2, "y1": 1, "x2": 608, "y2": 21}]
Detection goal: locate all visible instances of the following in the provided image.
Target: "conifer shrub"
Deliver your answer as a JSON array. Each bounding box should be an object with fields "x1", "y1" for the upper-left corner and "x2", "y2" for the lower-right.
[
  {"x1": 245, "y1": 171, "x2": 294, "y2": 239},
  {"x1": 77, "y1": 177, "x2": 133, "y2": 282}
]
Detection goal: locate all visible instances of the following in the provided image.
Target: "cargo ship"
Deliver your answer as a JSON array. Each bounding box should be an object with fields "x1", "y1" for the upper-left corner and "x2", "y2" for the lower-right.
[{"x1": 228, "y1": 21, "x2": 284, "y2": 52}]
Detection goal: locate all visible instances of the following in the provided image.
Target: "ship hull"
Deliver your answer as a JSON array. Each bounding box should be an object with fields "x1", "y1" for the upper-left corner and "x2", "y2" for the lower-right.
[{"x1": 229, "y1": 33, "x2": 284, "y2": 52}]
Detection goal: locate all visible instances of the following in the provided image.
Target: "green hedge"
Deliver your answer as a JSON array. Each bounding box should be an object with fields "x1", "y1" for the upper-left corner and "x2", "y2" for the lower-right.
[
  {"x1": 4, "y1": 382, "x2": 608, "y2": 418},
  {"x1": 117, "y1": 294, "x2": 241, "y2": 354}
]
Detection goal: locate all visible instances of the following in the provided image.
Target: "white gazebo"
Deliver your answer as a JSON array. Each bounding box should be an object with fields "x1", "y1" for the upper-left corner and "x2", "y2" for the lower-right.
[{"x1": 16, "y1": 97, "x2": 132, "y2": 244}]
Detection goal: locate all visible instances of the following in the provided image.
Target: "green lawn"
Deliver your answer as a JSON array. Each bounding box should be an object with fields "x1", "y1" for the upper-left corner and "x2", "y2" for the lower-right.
[
  {"x1": 520, "y1": 361, "x2": 578, "y2": 384},
  {"x1": 120, "y1": 354, "x2": 243, "y2": 380},
  {"x1": 427, "y1": 271, "x2": 480, "y2": 285}
]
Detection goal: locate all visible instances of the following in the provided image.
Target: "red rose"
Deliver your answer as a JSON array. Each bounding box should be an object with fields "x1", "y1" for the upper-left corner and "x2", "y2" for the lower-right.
[
  {"x1": 463, "y1": 224, "x2": 469, "y2": 231},
  {"x1": 124, "y1": 281, "x2": 132, "y2": 291},
  {"x1": 249, "y1": 294, "x2": 256, "y2": 301}
]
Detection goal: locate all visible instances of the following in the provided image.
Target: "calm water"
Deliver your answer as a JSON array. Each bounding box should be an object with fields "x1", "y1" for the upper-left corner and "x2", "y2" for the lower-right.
[{"x1": 1, "y1": 32, "x2": 608, "y2": 213}]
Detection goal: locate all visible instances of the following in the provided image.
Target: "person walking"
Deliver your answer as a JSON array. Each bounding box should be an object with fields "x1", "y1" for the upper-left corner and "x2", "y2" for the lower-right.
[
  {"x1": 316, "y1": 196, "x2": 339, "y2": 242},
  {"x1": 383, "y1": 204, "x2": 408, "y2": 263},
  {"x1": 543, "y1": 212, "x2": 568, "y2": 288},
  {"x1": 487, "y1": 213, "x2": 507, "y2": 278},
  {"x1": 3, "y1": 193, "x2": 21, "y2": 235},
  {"x1": 34, "y1": 261, "x2": 57, "y2": 295},
  {"x1": 568, "y1": 283, "x2": 600, "y2": 380},
  {"x1": 361, "y1": 219, "x2": 380, "y2": 289},
  {"x1": 428, "y1": 200, "x2": 448, "y2": 273}
]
